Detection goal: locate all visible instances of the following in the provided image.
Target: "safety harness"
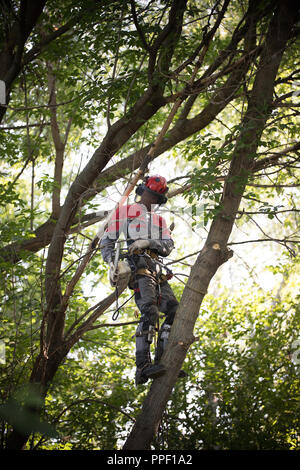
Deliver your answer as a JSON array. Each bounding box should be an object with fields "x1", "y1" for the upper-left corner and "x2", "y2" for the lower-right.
[{"x1": 111, "y1": 246, "x2": 173, "y2": 323}]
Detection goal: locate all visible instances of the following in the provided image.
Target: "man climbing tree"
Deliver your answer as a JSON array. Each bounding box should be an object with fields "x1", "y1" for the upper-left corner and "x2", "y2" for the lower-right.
[
  {"x1": 1, "y1": 0, "x2": 299, "y2": 452},
  {"x1": 100, "y1": 175, "x2": 185, "y2": 385}
]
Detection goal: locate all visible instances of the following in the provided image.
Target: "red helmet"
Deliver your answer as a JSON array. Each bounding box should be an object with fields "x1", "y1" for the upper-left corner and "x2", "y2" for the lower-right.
[
  {"x1": 135, "y1": 175, "x2": 169, "y2": 204},
  {"x1": 145, "y1": 175, "x2": 168, "y2": 194}
]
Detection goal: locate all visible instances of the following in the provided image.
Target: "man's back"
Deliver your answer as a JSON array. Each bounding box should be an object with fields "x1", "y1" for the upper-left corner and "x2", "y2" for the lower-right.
[{"x1": 100, "y1": 203, "x2": 173, "y2": 263}]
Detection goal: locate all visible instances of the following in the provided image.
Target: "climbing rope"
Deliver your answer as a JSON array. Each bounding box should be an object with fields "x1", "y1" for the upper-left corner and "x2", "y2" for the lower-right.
[{"x1": 111, "y1": 289, "x2": 135, "y2": 321}]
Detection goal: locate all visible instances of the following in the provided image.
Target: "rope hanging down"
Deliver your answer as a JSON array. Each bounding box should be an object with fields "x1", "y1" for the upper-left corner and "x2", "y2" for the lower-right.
[{"x1": 62, "y1": 62, "x2": 202, "y2": 304}]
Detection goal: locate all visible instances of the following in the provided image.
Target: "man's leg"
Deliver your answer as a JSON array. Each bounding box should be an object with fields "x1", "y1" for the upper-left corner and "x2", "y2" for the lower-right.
[
  {"x1": 154, "y1": 281, "x2": 187, "y2": 379},
  {"x1": 134, "y1": 275, "x2": 166, "y2": 385},
  {"x1": 154, "y1": 280, "x2": 179, "y2": 364}
]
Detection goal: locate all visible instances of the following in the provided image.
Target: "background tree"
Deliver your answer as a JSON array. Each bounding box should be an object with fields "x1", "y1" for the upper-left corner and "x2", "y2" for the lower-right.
[{"x1": 0, "y1": 0, "x2": 299, "y2": 450}]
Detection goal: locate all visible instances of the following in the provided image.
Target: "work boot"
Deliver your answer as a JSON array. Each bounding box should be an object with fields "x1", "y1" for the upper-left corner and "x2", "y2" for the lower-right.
[
  {"x1": 135, "y1": 363, "x2": 166, "y2": 386},
  {"x1": 135, "y1": 320, "x2": 152, "y2": 386},
  {"x1": 135, "y1": 367, "x2": 149, "y2": 386},
  {"x1": 155, "y1": 322, "x2": 187, "y2": 380}
]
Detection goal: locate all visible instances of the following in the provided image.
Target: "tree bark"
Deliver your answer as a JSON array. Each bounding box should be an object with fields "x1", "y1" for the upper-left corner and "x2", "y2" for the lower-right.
[{"x1": 123, "y1": 0, "x2": 299, "y2": 450}]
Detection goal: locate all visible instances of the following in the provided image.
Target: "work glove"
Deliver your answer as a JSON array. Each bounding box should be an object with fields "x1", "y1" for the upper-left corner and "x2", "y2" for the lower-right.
[
  {"x1": 109, "y1": 260, "x2": 131, "y2": 287},
  {"x1": 128, "y1": 239, "x2": 150, "y2": 255}
]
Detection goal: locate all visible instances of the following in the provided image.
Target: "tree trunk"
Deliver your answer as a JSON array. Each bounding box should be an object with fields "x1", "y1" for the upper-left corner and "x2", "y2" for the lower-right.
[
  {"x1": 0, "y1": 0, "x2": 47, "y2": 123},
  {"x1": 5, "y1": 343, "x2": 68, "y2": 450},
  {"x1": 123, "y1": 0, "x2": 298, "y2": 450}
]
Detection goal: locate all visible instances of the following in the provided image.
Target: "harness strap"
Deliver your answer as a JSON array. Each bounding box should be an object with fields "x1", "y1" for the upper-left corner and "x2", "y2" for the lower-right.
[
  {"x1": 135, "y1": 267, "x2": 155, "y2": 277},
  {"x1": 134, "y1": 328, "x2": 158, "y2": 337},
  {"x1": 145, "y1": 249, "x2": 159, "y2": 259},
  {"x1": 135, "y1": 268, "x2": 171, "y2": 284}
]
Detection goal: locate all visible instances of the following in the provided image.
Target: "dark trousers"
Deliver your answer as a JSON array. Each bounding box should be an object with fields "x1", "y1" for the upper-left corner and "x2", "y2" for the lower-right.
[{"x1": 134, "y1": 274, "x2": 179, "y2": 368}]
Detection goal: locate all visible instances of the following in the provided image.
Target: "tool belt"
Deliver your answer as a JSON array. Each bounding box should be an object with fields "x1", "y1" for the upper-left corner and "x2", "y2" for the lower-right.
[
  {"x1": 145, "y1": 249, "x2": 158, "y2": 259},
  {"x1": 135, "y1": 249, "x2": 160, "y2": 279},
  {"x1": 122, "y1": 248, "x2": 173, "y2": 289},
  {"x1": 135, "y1": 267, "x2": 170, "y2": 282}
]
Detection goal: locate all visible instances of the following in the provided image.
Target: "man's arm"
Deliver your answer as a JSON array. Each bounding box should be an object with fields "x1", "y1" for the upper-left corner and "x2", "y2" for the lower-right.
[
  {"x1": 148, "y1": 237, "x2": 174, "y2": 257},
  {"x1": 100, "y1": 206, "x2": 123, "y2": 263},
  {"x1": 100, "y1": 237, "x2": 115, "y2": 264}
]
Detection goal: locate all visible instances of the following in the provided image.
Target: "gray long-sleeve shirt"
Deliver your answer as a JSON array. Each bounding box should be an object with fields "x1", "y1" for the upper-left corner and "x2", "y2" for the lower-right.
[{"x1": 100, "y1": 203, "x2": 174, "y2": 264}]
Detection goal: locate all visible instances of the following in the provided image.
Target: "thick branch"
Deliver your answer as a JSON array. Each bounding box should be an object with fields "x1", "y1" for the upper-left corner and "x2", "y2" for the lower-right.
[
  {"x1": 147, "y1": 0, "x2": 187, "y2": 82},
  {"x1": 130, "y1": 0, "x2": 150, "y2": 52}
]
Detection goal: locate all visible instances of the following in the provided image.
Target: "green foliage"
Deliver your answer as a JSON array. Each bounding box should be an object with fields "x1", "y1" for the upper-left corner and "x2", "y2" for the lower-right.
[
  {"x1": 160, "y1": 287, "x2": 300, "y2": 450},
  {"x1": 0, "y1": 391, "x2": 57, "y2": 438},
  {"x1": 2, "y1": 276, "x2": 297, "y2": 450},
  {"x1": 0, "y1": 0, "x2": 299, "y2": 451},
  {"x1": 35, "y1": 309, "x2": 142, "y2": 450}
]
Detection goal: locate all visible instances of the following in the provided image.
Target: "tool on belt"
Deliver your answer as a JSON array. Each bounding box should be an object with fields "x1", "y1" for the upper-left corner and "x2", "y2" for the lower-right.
[
  {"x1": 109, "y1": 243, "x2": 173, "y2": 321},
  {"x1": 114, "y1": 245, "x2": 173, "y2": 282}
]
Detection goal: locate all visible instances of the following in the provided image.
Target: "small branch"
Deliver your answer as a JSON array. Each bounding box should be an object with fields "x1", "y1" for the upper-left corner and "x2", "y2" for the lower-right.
[
  {"x1": 106, "y1": 3, "x2": 125, "y2": 128},
  {"x1": 4, "y1": 98, "x2": 77, "y2": 112},
  {"x1": 51, "y1": 398, "x2": 136, "y2": 427},
  {"x1": 23, "y1": 69, "x2": 35, "y2": 230},
  {"x1": 47, "y1": 62, "x2": 71, "y2": 219},
  {"x1": 88, "y1": 320, "x2": 139, "y2": 331},
  {"x1": 63, "y1": 117, "x2": 72, "y2": 147},
  {"x1": 166, "y1": 235, "x2": 300, "y2": 266},
  {"x1": 228, "y1": 238, "x2": 300, "y2": 246},
  {"x1": 47, "y1": 63, "x2": 64, "y2": 147},
  {"x1": 65, "y1": 281, "x2": 129, "y2": 346},
  {"x1": 238, "y1": 209, "x2": 300, "y2": 216},
  {"x1": 23, "y1": 10, "x2": 89, "y2": 66},
  {"x1": 173, "y1": 0, "x2": 230, "y2": 77},
  {"x1": 0, "y1": 121, "x2": 51, "y2": 130},
  {"x1": 275, "y1": 68, "x2": 300, "y2": 85},
  {"x1": 130, "y1": 0, "x2": 150, "y2": 52},
  {"x1": 247, "y1": 182, "x2": 300, "y2": 188},
  {"x1": 253, "y1": 142, "x2": 300, "y2": 172}
]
